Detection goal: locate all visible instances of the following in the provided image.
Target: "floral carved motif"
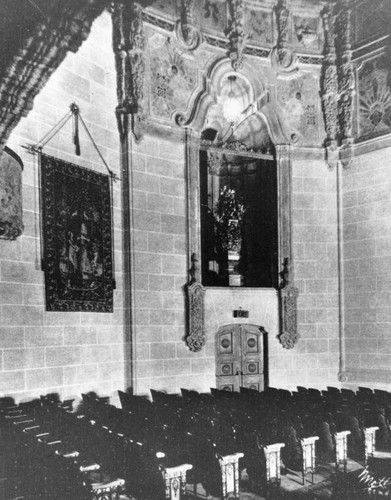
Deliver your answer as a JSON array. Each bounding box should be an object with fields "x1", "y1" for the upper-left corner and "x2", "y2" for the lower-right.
[
  {"x1": 186, "y1": 253, "x2": 206, "y2": 352},
  {"x1": 336, "y1": 0, "x2": 354, "y2": 142},
  {"x1": 320, "y1": 5, "x2": 339, "y2": 144},
  {"x1": 320, "y1": 5, "x2": 340, "y2": 169},
  {"x1": 225, "y1": 0, "x2": 246, "y2": 71},
  {"x1": 278, "y1": 258, "x2": 300, "y2": 349}
]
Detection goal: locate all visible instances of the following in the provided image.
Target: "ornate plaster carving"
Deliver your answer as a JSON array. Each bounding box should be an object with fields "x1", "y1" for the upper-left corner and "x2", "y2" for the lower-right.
[
  {"x1": 294, "y1": 16, "x2": 318, "y2": 49},
  {"x1": 357, "y1": 54, "x2": 391, "y2": 141},
  {"x1": 186, "y1": 253, "x2": 206, "y2": 352},
  {"x1": 0, "y1": 0, "x2": 105, "y2": 149},
  {"x1": 278, "y1": 258, "x2": 300, "y2": 349},
  {"x1": 225, "y1": 0, "x2": 247, "y2": 71},
  {"x1": 148, "y1": 35, "x2": 198, "y2": 123},
  {"x1": 175, "y1": 0, "x2": 202, "y2": 50},
  {"x1": 271, "y1": 0, "x2": 296, "y2": 72},
  {"x1": 0, "y1": 147, "x2": 24, "y2": 240},
  {"x1": 338, "y1": 371, "x2": 348, "y2": 383},
  {"x1": 320, "y1": 5, "x2": 339, "y2": 169},
  {"x1": 112, "y1": 1, "x2": 146, "y2": 140},
  {"x1": 336, "y1": 0, "x2": 354, "y2": 143}
]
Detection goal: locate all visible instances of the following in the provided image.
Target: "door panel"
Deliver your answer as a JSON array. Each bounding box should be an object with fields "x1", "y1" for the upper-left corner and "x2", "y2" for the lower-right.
[{"x1": 216, "y1": 324, "x2": 265, "y2": 392}]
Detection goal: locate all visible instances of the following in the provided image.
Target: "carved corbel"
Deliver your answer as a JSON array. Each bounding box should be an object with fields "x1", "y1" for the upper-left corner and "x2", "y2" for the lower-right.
[
  {"x1": 225, "y1": 0, "x2": 246, "y2": 71},
  {"x1": 278, "y1": 258, "x2": 300, "y2": 349},
  {"x1": 112, "y1": 1, "x2": 146, "y2": 141},
  {"x1": 339, "y1": 141, "x2": 354, "y2": 169},
  {"x1": 176, "y1": 0, "x2": 202, "y2": 50},
  {"x1": 271, "y1": 0, "x2": 296, "y2": 71},
  {"x1": 325, "y1": 140, "x2": 339, "y2": 171},
  {"x1": 336, "y1": 0, "x2": 354, "y2": 143},
  {"x1": 186, "y1": 253, "x2": 206, "y2": 352},
  {"x1": 321, "y1": 5, "x2": 339, "y2": 166}
]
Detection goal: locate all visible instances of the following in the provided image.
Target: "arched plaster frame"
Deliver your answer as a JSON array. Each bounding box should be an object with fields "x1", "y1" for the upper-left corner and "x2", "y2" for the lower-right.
[{"x1": 184, "y1": 57, "x2": 300, "y2": 351}]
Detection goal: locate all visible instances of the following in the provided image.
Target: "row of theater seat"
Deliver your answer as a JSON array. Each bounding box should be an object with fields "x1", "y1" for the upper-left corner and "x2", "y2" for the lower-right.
[{"x1": 1, "y1": 385, "x2": 391, "y2": 499}]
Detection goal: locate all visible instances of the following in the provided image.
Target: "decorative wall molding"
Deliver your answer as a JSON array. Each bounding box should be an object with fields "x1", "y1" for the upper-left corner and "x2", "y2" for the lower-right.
[
  {"x1": 0, "y1": 0, "x2": 106, "y2": 149},
  {"x1": 225, "y1": 0, "x2": 247, "y2": 71},
  {"x1": 142, "y1": 11, "x2": 175, "y2": 32},
  {"x1": 336, "y1": 0, "x2": 354, "y2": 143},
  {"x1": 271, "y1": 0, "x2": 296, "y2": 72},
  {"x1": 278, "y1": 258, "x2": 300, "y2": 349},
  {"x1": 320, "y1": 4, "x2": 339, "y2": 169},
  {"x1": 352, "y1": 36, "x2": 389, "y2": 62},
  {"x1": 175, "y1": 0, "x2": 202, "y2": 50},
  {"x1": 113, "y1": 1, "x2": 146, "y2": 140},
  {"x1": 186, "y1": 253, "x2": 206, "y2": 352},
  {"x1": 142, "y1": 7, "x2": 323, "y2": 68},
  {"x1": 275, "y1": 145, "x2": 299, "y2": 349}
]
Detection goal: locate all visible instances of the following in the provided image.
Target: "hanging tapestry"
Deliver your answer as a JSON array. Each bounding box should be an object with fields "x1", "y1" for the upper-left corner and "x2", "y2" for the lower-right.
[{"x1": 41, "y1": 154, "x2": 113, "y2": 312}]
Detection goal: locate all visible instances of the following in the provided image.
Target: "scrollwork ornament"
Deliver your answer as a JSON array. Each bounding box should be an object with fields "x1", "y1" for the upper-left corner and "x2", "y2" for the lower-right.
[
  {"x1": 175, "y1": 0, "x2": 202, "y2": 51},
  {"x1": 174, "y1": 113, "x2": 186, "y2": 127},
  {"x1": 272, "y1": 0, "x2": 296, "y2": 72},
  {"x1": 321, "y1": 5, "x2": 340, "y2": 144},
  {"x1": 186, "y1": 254, "x2": 206, "y2": 352},
  {"x1": 338, "y1": 372, "x2": 348, "y2": 383},
  {"x1": 186, "y1": 281, "x2": 206, "y2": 352},
  {"x1": 175, "y1": 21, "x2": 202, "y2": 51},
  {"x1": 225, "y1": 0, "x2": 246, "y2": 71}
]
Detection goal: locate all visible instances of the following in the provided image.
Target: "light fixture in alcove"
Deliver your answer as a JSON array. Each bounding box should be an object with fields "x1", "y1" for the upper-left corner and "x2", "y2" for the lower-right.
[{"x1": 222, "y1": 75, "x2": 243, "y2": 124}]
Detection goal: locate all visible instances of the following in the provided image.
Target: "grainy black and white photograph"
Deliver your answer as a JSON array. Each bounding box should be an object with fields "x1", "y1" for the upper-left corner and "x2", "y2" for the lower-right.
[{"x1": 0, "y1": 0, "x2": 391, "y2": 498}]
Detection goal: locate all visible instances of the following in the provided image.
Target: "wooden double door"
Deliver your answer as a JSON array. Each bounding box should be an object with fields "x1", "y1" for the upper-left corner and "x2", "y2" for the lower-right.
[{"x1": 216, "y1": 324, "x2": 266, "y2": 392}]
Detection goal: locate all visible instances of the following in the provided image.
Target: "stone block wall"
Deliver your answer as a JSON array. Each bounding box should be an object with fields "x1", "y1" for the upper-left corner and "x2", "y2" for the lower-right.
[
  {"x1": 0, "y1": 11, "x2": 125, "y2": 403},
  {"x1": 129, "y1": 134, "x2": 217, "y2": 395},
  {"x1": 284, "y1": 158, "x2": 340, "y2": 389},
  {"x1": 128, "y1": 151, "x2": 341, "y2": 394},
  {"x1": 343, "y1": 145, "x2": 391, "y2": 390}
]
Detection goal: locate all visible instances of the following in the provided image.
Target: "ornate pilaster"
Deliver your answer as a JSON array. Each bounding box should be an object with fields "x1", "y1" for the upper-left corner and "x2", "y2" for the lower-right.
[
  {"x1": 112, "y1": 1, "x2": 146, "y2": 140},
  {"x1": 272, "y1": 0, "x2": 296, "y2": 71},
  {"x1": 279, "y1": 258, "x2": 300, "y2": 349},
  {"x1": 275, "y1": 144, "x2": 299, "y2": 349},
  {"x1": 186, "y1": 253, "x2": 206, "y2": 352},
  {"x1": 321, "y1": 4, "x2": 339, "y2": 169},
  {"x1": 225, "y1": 0, "x2": 246, "y2": 71},
  {"x1": 0, "y1": 0, "x2": 106, "y2": 149},
  {"x1": 336, "y1": 0, "x2": 354, "y2": 144},
  {"x1": 175, "y1": 0, "x2": 202, "y2": 50}
]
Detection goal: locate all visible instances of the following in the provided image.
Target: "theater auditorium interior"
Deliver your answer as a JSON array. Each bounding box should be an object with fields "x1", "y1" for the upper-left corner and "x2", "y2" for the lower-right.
[{"x1": 0, "y1": 0, "x2": 391, "y2": 498}]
